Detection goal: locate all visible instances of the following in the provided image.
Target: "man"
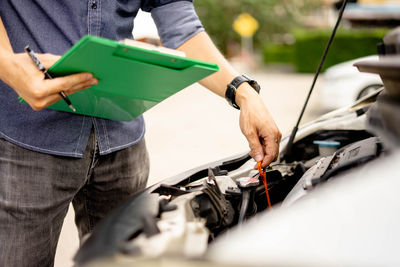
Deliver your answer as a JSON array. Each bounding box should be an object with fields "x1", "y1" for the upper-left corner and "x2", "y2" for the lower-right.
[{"x1": 0, "y1": 1, "x2": 281, "y2": 266}]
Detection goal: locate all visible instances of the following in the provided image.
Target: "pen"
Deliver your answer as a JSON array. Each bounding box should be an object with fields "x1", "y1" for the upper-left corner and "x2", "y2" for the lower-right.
[{"x1": 24, "y1": 45, "x2": 76, "y2": 112}]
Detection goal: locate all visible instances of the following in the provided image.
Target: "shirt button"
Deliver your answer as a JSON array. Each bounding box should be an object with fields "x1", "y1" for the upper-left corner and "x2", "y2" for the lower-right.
[{"x1": 91, "y1": 2, "x2": 97, "y2": 9}]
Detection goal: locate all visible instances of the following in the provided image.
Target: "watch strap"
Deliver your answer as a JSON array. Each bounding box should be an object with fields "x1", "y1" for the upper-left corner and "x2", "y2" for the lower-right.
[{"x1": 225, "y1": 75, "x2": 260, "y2": 109}]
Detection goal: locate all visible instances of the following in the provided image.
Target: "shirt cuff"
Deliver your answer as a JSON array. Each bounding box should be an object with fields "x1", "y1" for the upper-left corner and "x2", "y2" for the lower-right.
[{"x1": 151, "y1": 1, "x2": 205, "y2": 49}]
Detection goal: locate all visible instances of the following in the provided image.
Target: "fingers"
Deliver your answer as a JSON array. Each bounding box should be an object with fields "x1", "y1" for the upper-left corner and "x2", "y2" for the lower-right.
[
  {"x1": 250, "y1": 134, "x2": 281, "y2": 169},
  {"x1": 260, "y1": 133, "x2": 281, "y2": 167},
  {"x1": 40, "y1": 93, "x2": 65, "y2": 108},
  {"x1": 46, "y1": 73, "x2": 97, "y2": 95},
  {"x1": 239, "y1": 97, "x2": 281, "y2": 168},
  {"x1": 244, "y1": 126, "x2": 280, "y2": 168},
  {"x1": 7, "y1": 52, "x2": 98, "y2": 111},
  {"x1": 68, "y1": 77, "x2": 98, "y2": 94},
  {"x1": 246, "y1": 131, "x2": 265, "y2": 163},
  {"x1": 27, "y1": 73, "x2": 97, "y2": 111}
]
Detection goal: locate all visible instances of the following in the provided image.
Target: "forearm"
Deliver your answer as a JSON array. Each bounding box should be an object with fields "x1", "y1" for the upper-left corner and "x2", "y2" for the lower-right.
[
  {"x1": 177, "y1": 31, "x2": 257, "y2": 107},
  {"x1": 177, "y1": 31, "x2": 237, "y2": 97},
  {"x1": 0, "y1": 17, "x2": 16, "y2": 83},
  {"x1": 177, "y1": 30, "x2": 281, "y2": 167},
  {"x1": 0, "y1": 17, "x2": 13, "y2": 53}
]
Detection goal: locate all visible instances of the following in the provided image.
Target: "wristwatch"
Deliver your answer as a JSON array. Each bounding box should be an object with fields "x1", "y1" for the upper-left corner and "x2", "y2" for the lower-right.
[{"x1": 225, "y1": 74, "x2": 260, "y2": 109}]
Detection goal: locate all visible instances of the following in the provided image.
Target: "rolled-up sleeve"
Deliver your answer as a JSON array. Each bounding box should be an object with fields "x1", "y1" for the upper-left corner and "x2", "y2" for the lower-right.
[{"x1": 148, "y1": 1, "x2": 204, "y2": 49}]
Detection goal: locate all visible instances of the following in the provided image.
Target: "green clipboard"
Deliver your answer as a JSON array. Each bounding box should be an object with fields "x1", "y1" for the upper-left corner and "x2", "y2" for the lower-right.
[{"x1": 43, "y1": 35, "x2": 219, "y2": 121}]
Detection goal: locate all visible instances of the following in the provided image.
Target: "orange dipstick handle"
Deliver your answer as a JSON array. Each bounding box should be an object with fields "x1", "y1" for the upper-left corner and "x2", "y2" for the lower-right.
[{"x1": 258, "y1": 162, "x2": 272, "y2": 209}]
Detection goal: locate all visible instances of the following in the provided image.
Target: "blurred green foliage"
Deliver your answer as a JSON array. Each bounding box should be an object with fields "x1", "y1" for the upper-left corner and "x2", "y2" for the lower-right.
[
  {"x1": 263, "y1": 28, "x2": 388, "y2": 73},
  {"x1": 263, "y1": 43, "x2": 294, "y2": 64},
  {"x1": 194, "y1": 0, "x2": 320, "y2": 54},
  {"x1": 194, "y1": 1, "x2": 388, "y2": 73}
]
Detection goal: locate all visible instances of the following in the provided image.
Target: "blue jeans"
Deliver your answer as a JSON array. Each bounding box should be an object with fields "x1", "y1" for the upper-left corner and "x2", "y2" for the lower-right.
[{"x1": 0, "y1": 131, "x2": 149, "y2": 267}]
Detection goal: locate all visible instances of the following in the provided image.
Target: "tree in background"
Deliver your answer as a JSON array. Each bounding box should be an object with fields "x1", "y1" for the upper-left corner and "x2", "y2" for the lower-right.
[{"x1": 194, "y1": 0, "x2": 321, "y2": 56}]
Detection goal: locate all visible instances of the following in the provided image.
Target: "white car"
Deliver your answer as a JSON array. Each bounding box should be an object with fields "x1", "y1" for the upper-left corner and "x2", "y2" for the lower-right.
[
  {"x1": 319, "y1": 55, "x2": 382, "y2": 110},
  {"x1": 73, "y1": 30, "x2": 400, "y2": 267}
]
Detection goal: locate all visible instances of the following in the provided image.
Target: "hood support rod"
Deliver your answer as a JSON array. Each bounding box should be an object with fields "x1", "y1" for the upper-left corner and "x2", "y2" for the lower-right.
[{"x1": 283, "y1": 0, "x2": 349, "y2": 162}]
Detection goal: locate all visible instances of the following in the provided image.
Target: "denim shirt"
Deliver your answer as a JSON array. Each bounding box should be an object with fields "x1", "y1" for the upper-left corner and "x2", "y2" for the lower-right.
[{"x1": 0, "y1": 0, "x2": 203, "y2": 157}]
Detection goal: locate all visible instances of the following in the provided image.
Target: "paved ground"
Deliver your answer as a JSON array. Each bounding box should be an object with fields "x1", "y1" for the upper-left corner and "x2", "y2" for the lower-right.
[{"x1": 54, "y1": 71, "x2": 324, "y2": 266}]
